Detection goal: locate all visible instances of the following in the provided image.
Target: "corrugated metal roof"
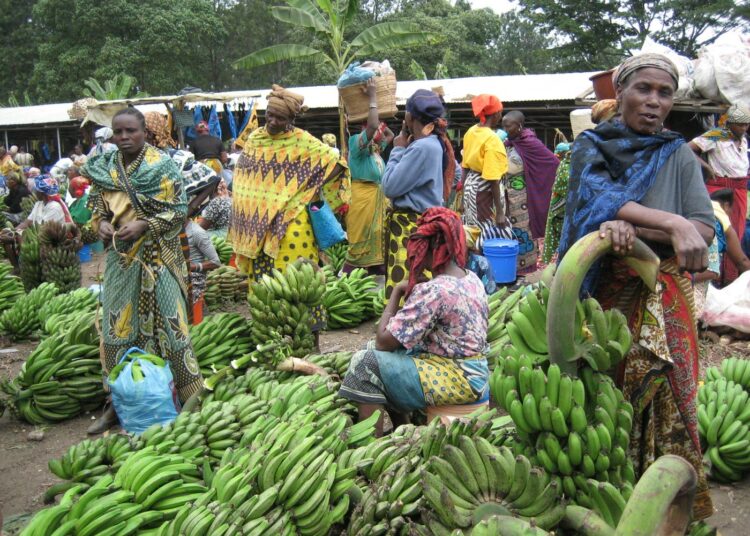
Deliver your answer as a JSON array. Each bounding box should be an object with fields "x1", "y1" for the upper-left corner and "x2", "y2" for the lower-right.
[{"x1": 0, "y1": 72, "x2": 599, "y2": 127}]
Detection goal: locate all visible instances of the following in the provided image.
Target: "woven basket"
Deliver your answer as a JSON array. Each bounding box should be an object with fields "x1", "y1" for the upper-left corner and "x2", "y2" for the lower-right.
[
  {"x1": 68, "y1": 98, "x2": 98, "y2": 120},
  {"x1": 339, "y1": 72, "x2": 397, "y2": 123}
]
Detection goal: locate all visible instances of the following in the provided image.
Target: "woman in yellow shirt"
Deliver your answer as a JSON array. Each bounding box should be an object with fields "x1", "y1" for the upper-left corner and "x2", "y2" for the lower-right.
[{"x1": 461, "y1": 95, "x2": 510, "y2": 244}]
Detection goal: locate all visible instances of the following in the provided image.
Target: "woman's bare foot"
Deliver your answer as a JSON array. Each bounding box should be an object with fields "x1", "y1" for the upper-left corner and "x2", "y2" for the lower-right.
[{"x1": 87, "y1": 405, "x2": 118, "y2": 435}]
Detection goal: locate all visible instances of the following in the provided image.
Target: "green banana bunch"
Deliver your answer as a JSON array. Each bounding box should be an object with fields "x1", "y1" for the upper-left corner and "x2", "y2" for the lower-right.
[
  {"x1": 491, "y1": 356, "x2": 636, "y2": 505},
  {"x1": 323, "y1": 268, "x2": 379, "y2": 329},
  {"x1": 79, "y1": 222, "x2": 99, "y2": 245},
  {"x1": 715, "y1": 357, "x2": 750, "y2": 390},
  {"x1": 371, "y1": 287, "x2": 385, "y2": 318},
  {"x1": 323, "y1": 241, "x2": 349, "y2": 273},
  {"x1": 305, "y1": 350, "x2": 355, "y2": 378},
  {"x1": 347, "y1": 455, "x2": 424, "y2": 535},
  {"x1": 697, "y1": 373, "x2": 750, "y2": 482},
  {"x1": 19, "y1": 224, "x2": 42, "y2": 291},
  {"x1": 419, "y1": 406, "x2": 514, "y2": 460},
  {"x1": 1, "y1": 310, "x2": 104, "y2": 424},
  {"x1": 38, "y1": 287, "x2": 98, "y2": 328},
  {"x1": 108, "y1": 352, "x2": 166, "y2": 383},
  {"x1": 470, "y1": 516, "x2": 553, "y2": 535},
  {"x1": 0, "y1": 262, "x2": 25, "y2": 314},
  {"x1": 210, "y1": 234, "x2": 234, "y2": 265},
  {"x1": 503, "y1": 285, "x2": 552, "y2": 365},
  {"x1": 0, "y1": 281, "x2": 58, "y2": 339},
  {"x1": 204, "y1": 265, "x2": 247, "y2": 308},
  {"x1": 190, "y1": 312, "x2": 254, "y2": 376},
  {"x1": 578, "y1": 298, "x2": 632, "y2": 372},
  {"x1": 421, "y1": 435, "x2": 565, "y2": 533}
]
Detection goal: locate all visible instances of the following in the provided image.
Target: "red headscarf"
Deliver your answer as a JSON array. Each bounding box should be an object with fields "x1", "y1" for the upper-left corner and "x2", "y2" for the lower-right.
[
  {"x1": 69, "y1": 176, "x2": 89, "y2": 198},
  {"x1": 471, "y1": 94, "x2": 503, "y2": 125},
  {"x1": 405, "y1": 207, "x2": 467, "y2": 297}
]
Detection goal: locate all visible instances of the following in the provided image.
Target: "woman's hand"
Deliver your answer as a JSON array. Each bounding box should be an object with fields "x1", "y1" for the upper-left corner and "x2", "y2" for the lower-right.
[
  {"x1": 98, "y1": 220, "x2": 115, "y2": 243},
  {"x1": 667, "y1": 217, "x2": 709, "y2": 273},
  {"x1": 363, "y1": 78, "x2": 377, "y2": 101},
  {"x1": 393, "y1": 121, "x2": 410, "y2": 148},
  {"x1": 599, "y1": 220, "x2": 636, "y2": 254},
  {"x1": 115, "y1": 220, "x2": 149, "y2": 242}
]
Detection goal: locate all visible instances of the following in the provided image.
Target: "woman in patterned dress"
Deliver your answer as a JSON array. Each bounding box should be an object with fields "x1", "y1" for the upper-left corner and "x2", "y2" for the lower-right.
[
  {"x1": 82, "y1": 107, "x2": 200, "y2": 434},
  {"x1": 339, "y1": 208, "x2": 489, "y2": 436}
]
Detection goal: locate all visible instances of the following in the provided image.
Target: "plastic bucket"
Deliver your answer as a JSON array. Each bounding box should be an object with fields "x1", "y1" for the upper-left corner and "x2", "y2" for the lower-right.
[
  {"x1": 78, "y1": 244, "x2": 92, "y2": 263},
  {"x1": 90, "y1": 240, "x2": 104, "y2": 253},
  {"x1": 483, "y1": 238, "x2": 519, "y2": 283},
  {"x1": 589, "y1": 69, "x2": 616, "y2": 100}
]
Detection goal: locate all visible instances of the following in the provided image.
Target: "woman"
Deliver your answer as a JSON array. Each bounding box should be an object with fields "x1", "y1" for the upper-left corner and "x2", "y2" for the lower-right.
[
  {"x1": 229, "y1": 85, "x2": 349, "y2": 335},
  {"x1": 197, "y1": 178, "x2": 231, "y2": 238},
  {"x1": 461, "y1": 94, "x2": 510, "y2": 247},
  {"x1": 344, "y1": 78, "x2": 394, "y2": 273},
  {"x1": 339, "y1": 208, "x2": 489, "y2": 436},
  {"x1": 145, "y1": 111, "x2": 177, "y2": 151},
  {"x1": 3, "y1": 171, "x2": 32, "y2": 225},
  {"x1": 68, "y1": 176, "x2": 92, "y2": 226},
  {"x1": 503, "y1": 145, "x2": 538, "y2": 274},
  {"x1": 82, "y1": 107, "x2": 200, "y2": 434},
  {"x1": 558, "y1": 53, "x2": 715, "y2": 519},
  {"x1": 689, "y1": 104, "x2": 750, "y2": 283},
  {"x1": 0, "y1": 174, "x2": 72, "y2": 268},
  {"x1": 502, "y1": 111, "x2": 560, "y2": 264},
  {"x1": 381, "y1": 89, "x2": 455, "y2": 302},
  {"x1": 541, "y1": 142, "x2": 571, "y2": 264}
]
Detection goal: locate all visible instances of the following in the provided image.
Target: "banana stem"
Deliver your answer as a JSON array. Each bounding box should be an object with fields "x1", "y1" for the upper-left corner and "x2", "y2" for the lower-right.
[
  {"x1": 614, "y1": 455, "x2": 697, "y2": 536},
  {"x1": 561, "y1": 505, "x2": 616, "y2": 536},
  {"x1": 276, "y1": 357, "x2": 329, "y2": 377},
  {"x1": 547, "y1": 232, "x2": 660, "y2": 375}
]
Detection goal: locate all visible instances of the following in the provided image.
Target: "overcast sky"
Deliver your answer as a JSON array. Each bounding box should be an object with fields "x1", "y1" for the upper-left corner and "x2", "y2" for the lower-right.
[{"x1": 468, "y1": 0, "x2": 516, "y2": 13}]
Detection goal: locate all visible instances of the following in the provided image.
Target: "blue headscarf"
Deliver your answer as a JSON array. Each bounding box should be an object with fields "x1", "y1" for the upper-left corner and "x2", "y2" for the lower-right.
[
  {"x1": 34, "y1": 174, "x2": 60, "y2": 195},
  {"x1": 405, "y1": 89, "x2": 445, "y2": 123},
  {"x1": 558, "y1": 120, "x2": 684, "y2": 295}
]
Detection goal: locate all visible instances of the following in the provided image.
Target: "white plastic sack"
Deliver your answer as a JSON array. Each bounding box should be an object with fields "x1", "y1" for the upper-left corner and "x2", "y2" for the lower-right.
[
  {"x1": 701, "y1": 271, "x2": 750, "y2": 333},
  {"x1": 638, "y1": 37, "x2": 694, "y2": 98},
  {"x1": 693, "y1": 32, "x2": 750, "y2": 105}
]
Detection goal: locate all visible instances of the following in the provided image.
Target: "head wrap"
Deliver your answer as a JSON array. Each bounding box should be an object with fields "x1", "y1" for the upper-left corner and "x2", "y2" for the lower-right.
[
  {"x1": 70, "y1": 176, "x2": 89, "y2": 198},
  {"x1": 496, "y1": 129, "x2": 508, "y2": 142},
  {"x1": 322, "y1": 133, "x2": 337, "y2": 147},
  {"x1": 196, "y1": 120, "x2": 210, "y2": 134},
  {"x1": 554, "y1": 142, "x2": 571, "y2": 155},
  {"x1": 73, "y1": 155, "x2": 87, "y2": 167},
  {"x1": 471, "y1": 94, "x2": 503, "y2": 125},
  {"x1": 266, "y1": 84, "x2": 307, "y2": 119},
  {"x1": 726, "y1": 103, "x2": 750, "y2": 125},
  {"x1": 95, "y1": 127, "x2": 113, "y2": 141},
  {"x1": 35, "y1": 174, "x2": 60, "y2": 195},
  {"x1": 145, "y1": 111, "x2": 176, "y2": 149},
  {"x1": 612, "y1": 53, "x2": 679, "y2": 89},
  {"x1": 26, "y1": 167, "x2": 40, "y2": 178},
  {"x1": 9, "y1": 145, "x2": 17, "y2": 155},
  {"x1": 405, "y1": 89, "x2": 445, "y2": 123},
  {"x1": 591, "y1": 99, "x2": 618, "y2": 124},
  {"x1": 405, "y1": 207, "x2": 467, "y2": 297}
]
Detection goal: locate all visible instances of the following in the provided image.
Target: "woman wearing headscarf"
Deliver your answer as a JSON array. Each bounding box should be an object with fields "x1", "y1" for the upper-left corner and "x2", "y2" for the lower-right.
[
  {"x1": 461, "y1": 94, "x2": 510, "y2": 248},
  {"x1": 381, "y1": 89, "x2": 455, "y2": 302},
  {"x1": 229, "y1": 84, "x2": 350, "y2": 338},
  {"x1": 3, "y1": 171, "x2": 31, "y2": 225},
  {"x1": 689, "y1": 103, "x2": 750, "y2": 283},
  {"x1": 190, "y1": 121, "x2": 226, "y2": 175},
  {"x1": 343, "y1": 78, "x2": 394, "y2": 274},
  {"x1": 559, "y1": 53, "x2": 715, "y2": 519},
  {"x1": 82, "y1": 107, "x2": 200, "y2": 434},
  {"x1": 68, "y1": 176, "x2": 92, "y2": 225},
  {"x1": 87, "y1": 127, "x2": 117, "y2": 157},
  {"x1": 144, "y1": 111, "x2": 177, "y2": 151},
  {"x1": 339, "y1": 208, "x2": 489, "y2": 436}
]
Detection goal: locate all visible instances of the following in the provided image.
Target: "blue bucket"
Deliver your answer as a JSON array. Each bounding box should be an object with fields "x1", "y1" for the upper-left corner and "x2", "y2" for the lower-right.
[
  {"x1": 483, "y1": 238, "x2": 519, "y2": 283},
  {"x1": 78, "y1": 244, "x2": 92, "y2": 263}
]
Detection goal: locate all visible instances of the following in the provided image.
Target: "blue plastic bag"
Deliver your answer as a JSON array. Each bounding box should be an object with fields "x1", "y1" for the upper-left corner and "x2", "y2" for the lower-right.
[
  {"x1": 337, "y1": 62, "x2": 375, "y2": 88},
  {"x1": 108, "y1": 347, "x2": 179, "y2": 435},
  {"x1": 308, "y1": 200, "x2": 346, "y2": 250}
]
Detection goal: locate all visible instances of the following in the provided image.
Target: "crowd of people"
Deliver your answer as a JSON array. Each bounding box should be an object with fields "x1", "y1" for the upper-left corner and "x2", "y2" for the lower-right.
[{"x1": 1, "y1": 52, "x2": 747, "y2": 520}]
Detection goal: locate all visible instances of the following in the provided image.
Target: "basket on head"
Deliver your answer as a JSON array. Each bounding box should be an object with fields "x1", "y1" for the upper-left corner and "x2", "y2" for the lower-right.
[
  {"x1": 68, "y1": 98, "x2": 98, "y2": 120},
  {"x1": 339, "y1": 72, "x2": 398, "y2": 123}
]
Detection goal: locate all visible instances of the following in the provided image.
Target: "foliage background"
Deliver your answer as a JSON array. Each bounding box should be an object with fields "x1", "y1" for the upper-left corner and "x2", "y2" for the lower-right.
[{"x1": 0, "y1": 0, "x2": 745, "y2": 104}]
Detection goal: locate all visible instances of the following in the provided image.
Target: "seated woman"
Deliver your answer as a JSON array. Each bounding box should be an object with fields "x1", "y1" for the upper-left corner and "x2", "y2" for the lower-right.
[
  {"x1": 3, "y1": 171, "x2": 32, "y2": 225},
  {"x1": 339, "y1": 208, "x2": 489, "y2": 436}
]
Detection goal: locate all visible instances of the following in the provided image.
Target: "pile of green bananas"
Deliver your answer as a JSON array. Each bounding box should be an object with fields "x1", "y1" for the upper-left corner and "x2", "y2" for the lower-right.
[
  {"x1": 189, "y1": 313, "x2": 254, "y2": 377},
  {"x1": 486, "y1": 286, "x2": 525, "y2": 351},
  {"x1": 0, "y1": 310, "x2": 103, "y2": 424},
  {"x1": 204, "y1": 265, "x2": 247, "y2": 308},
  {"x1": 491, "y1": 356, "x2": 636, "y2": 510},
  {"x1": 418, "y1": 406, "x2": 514, "y2": 457},
  {"x1": 0, "y1": 262, "x2": 25, "y2": 313},
  {"x1": 39, "y1": 221, "x2": 83, "y2": 293},
  {"x1": 0, "y1": 281, "x2": 59, "y2": 340},
  {"x1": 698, "y1": 362, "x2": 750, "y2": 482},
  {"x1": 38, "y1": 288, "x2": 98, "y2": 328},
  {"x1": 322, "y1": 268, "x2": 379, "y2": 329},
  {"x1": 246, "y1": 260, "x2": 325, "y2": 356},
  {"x1": 323, "y1": 241, "x2": 348, "y2": 273},
  {"x1": 19, "y1": 224, "x2": 42, "y2": 291},
  {"x1": 79, "y1": 223, "x2": 99, "y2": 245},
  {"x1": 371, "y1": 287, "x2": 385, "y2": 318},
  {"x1": 420, "y1": 435, "x2": 565, "y2": 533},
  {"x1": 210, "y1": 235, "x2": 233, "y2": 265},
  {"x1": 46, "y1": 435, "x2": 133, "y2": 502}
]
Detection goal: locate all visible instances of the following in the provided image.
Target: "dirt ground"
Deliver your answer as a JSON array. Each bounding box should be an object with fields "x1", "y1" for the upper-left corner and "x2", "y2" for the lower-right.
[{"x1": 0, "y1": 253, "x2": 749, "y2": 534}]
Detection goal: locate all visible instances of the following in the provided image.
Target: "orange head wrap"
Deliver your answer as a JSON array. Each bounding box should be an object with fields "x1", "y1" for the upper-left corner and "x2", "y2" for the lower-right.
[{"x1": 471, "y1": 94, "x2": 503, "y2": 124}]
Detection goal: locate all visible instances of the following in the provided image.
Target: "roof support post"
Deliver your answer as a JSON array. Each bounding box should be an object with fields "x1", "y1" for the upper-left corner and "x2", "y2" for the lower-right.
[
  {"x1": 4, "y1": 131, "x2": 8, "y2": 149},
  {"x1": 56, "y1": 128, "x2": 62, "y2": 160}
]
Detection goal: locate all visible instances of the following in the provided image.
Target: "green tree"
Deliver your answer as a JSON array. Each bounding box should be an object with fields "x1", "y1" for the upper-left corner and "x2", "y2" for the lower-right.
[
  {"x1": 518, "y1": 0, "x2": 744, "y2": 70},
  {"x1": 0, "y1": 0, "x2": 38, "y2": 102},
  {"x1": 234, "y1": 0, "x2": 435, "y2": 149}
]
